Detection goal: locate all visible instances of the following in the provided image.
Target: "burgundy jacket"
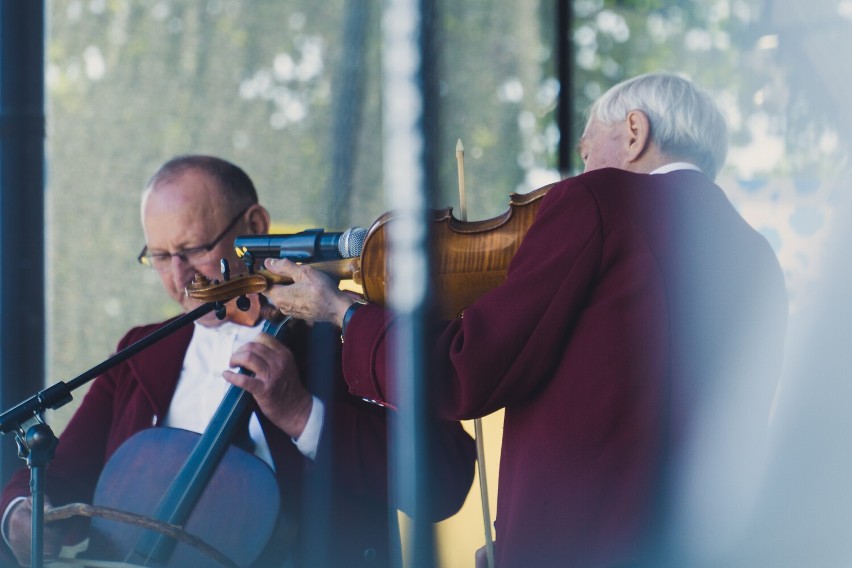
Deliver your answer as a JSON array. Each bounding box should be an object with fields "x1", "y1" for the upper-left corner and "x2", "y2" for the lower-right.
[
  {"x1": 342, "y1": 169, "x2": 788, "y2": 567},
  {"x1": 1, "y1": 319, "x2": 475, "y2": 567}
]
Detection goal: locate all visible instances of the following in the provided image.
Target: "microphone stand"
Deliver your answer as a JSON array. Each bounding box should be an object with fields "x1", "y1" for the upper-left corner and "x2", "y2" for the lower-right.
[{"x1": 0, "y1": 300, "x2": 224, "y2": 568}]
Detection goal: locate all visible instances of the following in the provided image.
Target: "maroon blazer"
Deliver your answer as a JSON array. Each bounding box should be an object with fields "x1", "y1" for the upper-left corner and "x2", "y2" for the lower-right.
[
  {"x1": 342, "y1": 169, "x2": 788, "y2": 567},
  {"x1": 1, "y1": 319, "x2": 475, "y2": 567}
]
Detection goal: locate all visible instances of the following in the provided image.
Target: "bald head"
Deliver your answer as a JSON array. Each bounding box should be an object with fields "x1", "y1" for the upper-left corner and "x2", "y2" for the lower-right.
[{"x1": 144, "y1": 154, "x2": 259, "y2": 216}]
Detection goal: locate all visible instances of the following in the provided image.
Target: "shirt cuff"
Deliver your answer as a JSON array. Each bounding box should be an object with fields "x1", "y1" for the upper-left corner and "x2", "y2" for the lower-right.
[
  {"x1": 292, "y1": 396, "x2": 324, "y2": 460},
  {"x1": 1, "y1": 497, "x2": 26, "y2": 549}
]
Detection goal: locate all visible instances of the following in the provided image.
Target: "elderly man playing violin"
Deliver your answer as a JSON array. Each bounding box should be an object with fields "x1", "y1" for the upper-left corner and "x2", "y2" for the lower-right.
[
  {"x1": 259, "y1": 73, "x2": 789, "y2": 568},
  {"x1": 0, "y1": 155, "x2": 475, "y2": 567}
]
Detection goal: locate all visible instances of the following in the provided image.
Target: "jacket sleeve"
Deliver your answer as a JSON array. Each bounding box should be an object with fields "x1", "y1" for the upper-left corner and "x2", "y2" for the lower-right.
[
  {"x1": 305, "y1": 323, "x2": 476, "y2": 522},
  {"x1": 314, "y1": 397, "x2": 476, "y2": 522},
  {"x1": 1, "y1": 374, "x2": 122, "y2": 508},
  {"x1": 342, "y1": 180, "x2": 604, "y2": 419},
  {"x1": 0, "y1": 338, "x2": 129, "y2": 562}
]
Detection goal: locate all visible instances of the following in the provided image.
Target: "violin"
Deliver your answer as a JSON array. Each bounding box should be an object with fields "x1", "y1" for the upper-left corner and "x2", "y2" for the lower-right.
[{"x1": 187, "y1": 183, "x2": 554, "y2": 319}]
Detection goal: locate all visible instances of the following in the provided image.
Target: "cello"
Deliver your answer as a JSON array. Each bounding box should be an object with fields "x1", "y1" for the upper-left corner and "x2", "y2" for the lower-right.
[{"x1": 44, "y1": 285, "x2": 296, "y2": 568}]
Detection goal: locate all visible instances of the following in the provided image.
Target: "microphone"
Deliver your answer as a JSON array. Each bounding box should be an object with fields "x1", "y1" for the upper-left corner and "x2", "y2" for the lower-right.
[{"x1": 234, "y1": 227, "x2": 368, "y2": 263}]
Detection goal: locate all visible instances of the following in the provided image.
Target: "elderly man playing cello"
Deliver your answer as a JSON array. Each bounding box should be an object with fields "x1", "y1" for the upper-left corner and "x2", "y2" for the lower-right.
[
  {"x1": 0, "y1": 155, "x2": 475, "y2": 567},
  {"x1": 257, "y1": 73, "x2": 789, "y2": 567}
]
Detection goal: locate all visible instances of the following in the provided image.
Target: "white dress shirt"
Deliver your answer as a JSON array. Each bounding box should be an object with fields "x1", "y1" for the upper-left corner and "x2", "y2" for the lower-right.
[
  {"x1": 167, "y1": 320, "x2": 324, "y2": 465},
  {"x1": 649, "y1": 162, "x2": 702, "y2": 175}
]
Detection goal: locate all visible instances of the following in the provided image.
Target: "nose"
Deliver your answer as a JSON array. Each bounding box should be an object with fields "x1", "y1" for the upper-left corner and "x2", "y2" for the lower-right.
[{"x1": 168, "y1": 255, "x2": 197, "y2": 291}]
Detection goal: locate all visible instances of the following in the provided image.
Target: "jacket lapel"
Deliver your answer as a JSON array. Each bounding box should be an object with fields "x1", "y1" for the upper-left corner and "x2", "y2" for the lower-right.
[{"x1": 126, "y1": 320, "x2": 195, "y2": 418}]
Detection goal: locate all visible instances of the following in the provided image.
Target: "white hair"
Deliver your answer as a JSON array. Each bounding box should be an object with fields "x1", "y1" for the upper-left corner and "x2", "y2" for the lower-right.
[{"x1": 589, "y1": 73, "x2": 728, "y2": 179}]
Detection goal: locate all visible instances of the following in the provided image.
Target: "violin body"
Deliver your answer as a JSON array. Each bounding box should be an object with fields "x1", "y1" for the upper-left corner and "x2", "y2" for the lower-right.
[
  {"x1": 84, "y1": 427, "x2": 280, "y2": 568},
  {"x1": 354, "y1": 183, "x2": 554, "y2": 319}
]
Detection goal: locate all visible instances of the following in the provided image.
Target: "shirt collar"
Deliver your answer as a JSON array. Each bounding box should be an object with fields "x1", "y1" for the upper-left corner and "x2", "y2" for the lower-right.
[
  {"x1": 193, "y1": 319, "x2": 263, "y2": 339},
  {"x1": 649, "y1": 162, "x2": 702, "y2": 175}
]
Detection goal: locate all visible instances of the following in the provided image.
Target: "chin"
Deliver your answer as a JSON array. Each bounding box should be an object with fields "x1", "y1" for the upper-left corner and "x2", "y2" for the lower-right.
[
  {"x1": 178, "y1": 296, "x2": 214, "y2": 320},
  {"x1": 196, "y1": 312, "x2": 227, "y2": 327}
]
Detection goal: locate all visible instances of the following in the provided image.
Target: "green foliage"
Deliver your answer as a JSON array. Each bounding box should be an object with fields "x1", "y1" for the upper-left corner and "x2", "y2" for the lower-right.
[{"x1": 45, "y1": 0, "x2": 848, "y2": 429}]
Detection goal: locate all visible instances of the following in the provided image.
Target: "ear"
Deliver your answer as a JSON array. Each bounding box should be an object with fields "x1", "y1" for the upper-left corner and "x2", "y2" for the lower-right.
[
  {"x1": 624, "y1": 110, "x2": 651, "y2": 163},
  {"x1": 245, "y1": 204, "x2": 271, "y2": 235}
]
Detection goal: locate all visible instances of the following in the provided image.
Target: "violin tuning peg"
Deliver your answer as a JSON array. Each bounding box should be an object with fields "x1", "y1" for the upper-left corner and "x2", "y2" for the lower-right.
[
  {"x1": 236, "y1": 295, "x2": 251, "y2": 311},
  {"x1": 215, "y1": 302, "x2": 227, "y2": 320},
  {"x1": 220, "y1": 259, "x2": 231, "y2": 281}
]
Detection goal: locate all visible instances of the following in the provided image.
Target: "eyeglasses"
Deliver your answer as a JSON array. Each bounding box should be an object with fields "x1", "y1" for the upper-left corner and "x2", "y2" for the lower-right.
[{"x1": 137, "y1": 207, "x2": 249, "y2": 272}]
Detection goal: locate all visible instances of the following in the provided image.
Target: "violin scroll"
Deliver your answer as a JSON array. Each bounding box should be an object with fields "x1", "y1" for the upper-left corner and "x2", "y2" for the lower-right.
[
  {"x1": 185, "y1": 271, "x2": 279, "y2": 304},
  {"x1": 185, "y1": 260, "x2": 358, "y2": 304}
]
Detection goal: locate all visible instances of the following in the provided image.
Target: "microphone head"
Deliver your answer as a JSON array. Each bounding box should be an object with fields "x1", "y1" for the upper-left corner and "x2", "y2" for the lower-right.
[{"x1": 338, "y1": 227, "x2": 368, "y2": 258}]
